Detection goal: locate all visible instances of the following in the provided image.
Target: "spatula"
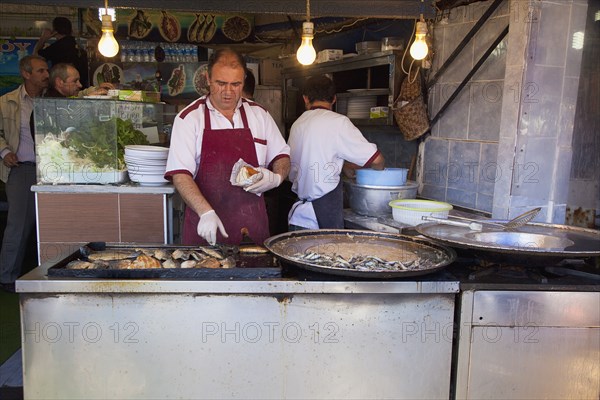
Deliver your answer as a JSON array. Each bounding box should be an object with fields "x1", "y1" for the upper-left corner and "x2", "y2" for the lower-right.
[{"x1": 240, "y1": 227, "x2": 269, "y2": 254}]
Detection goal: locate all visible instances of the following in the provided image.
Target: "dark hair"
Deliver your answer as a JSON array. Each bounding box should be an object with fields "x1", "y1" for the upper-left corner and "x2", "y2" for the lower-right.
[
  {"x1": 302, "y1": 75, "x2": 336, "y2": 103},
  {"x1": 207, "y1": 48, "x2": 246, "y2": 78},
  {"x1": 19, "y1": 55, "x2": 47, "y2": 73},
  {"x1": 243, "y1": 69, "x2": 255, "y2": 98},
  {"x1": 53, "y1": 17, "x2": 73, "y2": 36}
]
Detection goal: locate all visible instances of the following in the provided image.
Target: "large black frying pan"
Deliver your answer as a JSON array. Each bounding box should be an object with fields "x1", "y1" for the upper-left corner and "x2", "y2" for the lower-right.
[
  {"x1": 416, "y1": 222, "x2": 600, "y2": 266},
  {"x1": 46, "y1": 242, "x2": 280, "y2": 280},
  {"x1": 264, "y1": 229, "x2": 456, "y2": 278}
]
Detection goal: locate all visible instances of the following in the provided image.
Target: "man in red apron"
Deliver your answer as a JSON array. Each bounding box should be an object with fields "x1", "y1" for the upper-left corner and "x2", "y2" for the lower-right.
[{"x1": 165, "y1": 49, "x2": 290, "y2": 245}]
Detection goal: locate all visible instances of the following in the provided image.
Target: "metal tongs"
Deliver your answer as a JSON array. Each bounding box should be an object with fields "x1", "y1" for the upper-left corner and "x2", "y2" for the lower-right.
[
  {"x1": 422, "y1": 216, "x2": 484, "y2": 231},
  {"x1": 422, "y1": 207, "x2": 542, "y2": 232}
]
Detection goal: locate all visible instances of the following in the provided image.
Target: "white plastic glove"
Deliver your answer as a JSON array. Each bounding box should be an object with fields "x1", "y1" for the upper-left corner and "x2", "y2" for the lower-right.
[
  {"x1": 245, "y1": 167, "x2": 282, "y2": 194},
  {"x1": 197, "y1": 210, "x2": 229, "y2": 245}
]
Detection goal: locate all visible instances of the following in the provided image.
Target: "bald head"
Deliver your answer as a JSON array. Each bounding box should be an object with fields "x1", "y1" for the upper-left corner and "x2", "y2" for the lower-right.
[
  {"x1": 50, "y1": 63, "x2": 82, "y2": 97},
  {"x1": 207, "y1": 48, "x2": 246, "y2": 79}
]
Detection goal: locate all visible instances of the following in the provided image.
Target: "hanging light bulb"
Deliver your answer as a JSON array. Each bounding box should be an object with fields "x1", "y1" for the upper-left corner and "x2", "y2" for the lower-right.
[
  {"x1": 410, "y1": 17, "x2": 428, "y2": 61},
  {"x1": 98, "y1": 0, "x2": 119, "y2": 58},
  {"x1": 296, "y1": 0, "x2": 316, "y2": 66},
  {"x1": 297, "y1": 22, "x2": 316, "y2": 65}
]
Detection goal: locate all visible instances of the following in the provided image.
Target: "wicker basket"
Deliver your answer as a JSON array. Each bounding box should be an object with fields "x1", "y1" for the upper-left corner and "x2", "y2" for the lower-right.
[
  {"x1": 394, "y1": 95, "x2": 430, "y2": 141},
  {"x1": 393, "y1": 69, "x2": 430, "y2": 141},
  {"x1": 399, "y1": 69, "x2": 422, "y2": 100}
]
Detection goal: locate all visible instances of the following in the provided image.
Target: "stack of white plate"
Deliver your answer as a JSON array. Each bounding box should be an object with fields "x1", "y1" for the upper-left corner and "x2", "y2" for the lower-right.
[
  {"x1": 336, "y1": 96, "x2": 348, "y2": 115},
  {"x1": 347, "y1": 95, "x2": 377, "y2": 119},
  {"x1": 124, "y1": 145, "x2": 169, "y2": 186}
]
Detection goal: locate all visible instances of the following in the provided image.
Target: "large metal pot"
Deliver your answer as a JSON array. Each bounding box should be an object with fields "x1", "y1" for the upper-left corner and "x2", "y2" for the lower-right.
[{"x1": 343, "y1": 179, "x2": 418, "y2": 217}]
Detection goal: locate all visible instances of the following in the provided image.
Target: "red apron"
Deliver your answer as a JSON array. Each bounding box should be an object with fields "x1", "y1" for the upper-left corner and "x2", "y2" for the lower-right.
[{"x1": 182, "y1": 101, "x2": 270, "y2": 245}]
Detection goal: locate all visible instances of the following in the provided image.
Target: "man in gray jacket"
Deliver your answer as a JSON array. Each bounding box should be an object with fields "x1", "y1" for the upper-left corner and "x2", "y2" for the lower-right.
[{"x1": 0, "y1": 55, "x2": 49, "y2": 292}]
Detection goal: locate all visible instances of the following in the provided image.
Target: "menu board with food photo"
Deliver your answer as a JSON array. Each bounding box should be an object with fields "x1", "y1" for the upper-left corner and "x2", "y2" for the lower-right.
[
  {"x1": 158, "y1": 62, "x2": 207, "y2": 100},
  {"x1": 91, "y1": 62, "x2": 125, "y2": 87},
  {"x1": 122, "y1": 63, "x2": 160, "y2": 92},
  {"x1": 116, "y1": 10, "x2": 254, "y2": 44},
  {"x1": 129, "y1": 10, "x2": 153, "y2": 39}
]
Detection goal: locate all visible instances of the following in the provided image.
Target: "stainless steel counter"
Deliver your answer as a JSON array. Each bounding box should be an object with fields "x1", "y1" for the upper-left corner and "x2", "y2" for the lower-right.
[
  {"x1": 19, "y1": 214, "x2": 599, "y2": 399},
  {"x1": 18, "y1": 261, "x2": 459, "y2": 400},
  {"x1": 343, "y1": 208, "x2": 420, "y2": 235},
  {"x1": 18, "y1": 263, "x2": 458, "y2": 294}
]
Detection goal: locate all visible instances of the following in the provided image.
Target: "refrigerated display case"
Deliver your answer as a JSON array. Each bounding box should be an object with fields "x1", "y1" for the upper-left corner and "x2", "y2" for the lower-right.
[{"x1": 33, "y1": 97, "x2": 164, "y2": 184}]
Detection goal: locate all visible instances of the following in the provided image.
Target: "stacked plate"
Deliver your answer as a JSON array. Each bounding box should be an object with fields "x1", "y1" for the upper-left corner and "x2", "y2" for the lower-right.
[
  {"x1": 124, "y1": 145, "x2": 169, "y2": 186},
  {"x1": 335, "y1": 96, "x2": 348, "y2": 115},
  {"x1": 347, "y1": 94, "x2": 377, "y2": 119}
]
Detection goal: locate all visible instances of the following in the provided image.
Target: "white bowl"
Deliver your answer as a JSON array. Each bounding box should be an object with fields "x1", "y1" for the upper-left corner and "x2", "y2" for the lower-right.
[
  {"x1": 126, "y1": 165, "x2": 166, "y2": 174},
  {"x1": 125, "y1": 145, "x2": 169, "y2": 159},
  {"x1": 389, "y1": 199, "x2": 453, "y2": 226},
  {"x1": 125, "y1": 144, "x2": 169, "y2": 153},
  {"x1": 124, "y1": 157, "x2": 168, "y2": 167},
  {"x1": 128, "y1": 171, "x2": 169, "y2": 184}
]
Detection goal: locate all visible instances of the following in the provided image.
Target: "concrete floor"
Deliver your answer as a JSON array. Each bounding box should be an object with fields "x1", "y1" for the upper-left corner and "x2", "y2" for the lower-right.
[{"x1": 0, "y1": 182, "x2": 34, "y2": 400}]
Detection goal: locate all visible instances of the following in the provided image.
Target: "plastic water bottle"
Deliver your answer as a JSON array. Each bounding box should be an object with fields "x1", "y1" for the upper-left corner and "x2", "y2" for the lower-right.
[
  {"x1": 187, "y1": 45, "x2": 196, "y2": 62},
  {"x1": 143, "y1": 45, "x2": 152, "y2": 62},
  {"x1": 120, "y1": 44, "x2": 127, "y2": 63}
]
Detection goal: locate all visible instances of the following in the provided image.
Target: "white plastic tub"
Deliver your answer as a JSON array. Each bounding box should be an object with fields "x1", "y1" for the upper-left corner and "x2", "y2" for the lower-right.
[{"x1": 389, "y1": 199, "x2": 453, "y2": 226}]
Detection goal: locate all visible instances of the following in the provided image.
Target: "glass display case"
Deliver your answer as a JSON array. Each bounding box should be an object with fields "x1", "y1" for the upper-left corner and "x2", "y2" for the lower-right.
[{"x1": 33, "y1": 98, "x2": 164, "y2": 184}]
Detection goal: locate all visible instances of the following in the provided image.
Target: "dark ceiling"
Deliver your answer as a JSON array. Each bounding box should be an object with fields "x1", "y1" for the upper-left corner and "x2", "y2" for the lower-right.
[{"x1": 19, "y1": 0, "x2": 441, "y2": 19}]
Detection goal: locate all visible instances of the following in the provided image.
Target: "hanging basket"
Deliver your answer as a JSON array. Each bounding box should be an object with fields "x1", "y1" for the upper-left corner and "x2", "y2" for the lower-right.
[
  {"x1": 393, "y1": 69, "x2": 430, "y2": 141},
  {"x1": 393, "y1": 95, "x2": 430, "y2": 141},
  {"x1": 399, "y1": 69, "x2": 422, "y2": 101}
]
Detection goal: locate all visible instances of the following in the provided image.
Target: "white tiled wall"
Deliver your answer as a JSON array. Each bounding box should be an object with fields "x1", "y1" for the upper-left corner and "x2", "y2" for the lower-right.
[
  {"x1": 423, "y1": 0, "x2": 510, "y2": 212},
  {"x1": 422, "y1": 0, "x2": 588, "y2": 221}
]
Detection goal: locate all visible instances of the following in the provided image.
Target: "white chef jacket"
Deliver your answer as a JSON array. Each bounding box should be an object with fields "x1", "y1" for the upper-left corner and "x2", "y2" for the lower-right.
[
  {"x1": 287, "y1": 109, "x2": 379, "y2": 229},
  {"x1": 165, "y1": 96, "x2": 290, "y2": 179}
]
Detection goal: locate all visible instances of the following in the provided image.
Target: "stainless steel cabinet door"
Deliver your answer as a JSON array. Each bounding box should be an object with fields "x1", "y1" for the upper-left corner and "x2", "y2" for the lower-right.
[{"x1": 456, "y1": 290, "x2": 600, "y2": 399}]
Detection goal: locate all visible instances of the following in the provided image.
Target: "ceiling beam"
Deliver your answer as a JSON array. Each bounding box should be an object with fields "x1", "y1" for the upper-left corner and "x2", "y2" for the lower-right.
[{"x1": 15, "y1": 0, "x2": 437, "y2": 19}]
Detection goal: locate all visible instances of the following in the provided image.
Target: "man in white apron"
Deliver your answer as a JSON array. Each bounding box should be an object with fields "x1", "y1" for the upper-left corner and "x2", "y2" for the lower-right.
[{"x1": 287, "y1": 75, "x2": 385, "y2": 230}]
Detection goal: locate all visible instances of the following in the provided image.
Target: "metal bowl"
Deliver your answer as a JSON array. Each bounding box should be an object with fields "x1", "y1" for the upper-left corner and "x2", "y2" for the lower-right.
[
  {"x1": 343, "y1": 179, "x2": 418, "y2": 217},
  {"x1": 356, "y1": 168, "x2": 408, "y2": 186}
]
